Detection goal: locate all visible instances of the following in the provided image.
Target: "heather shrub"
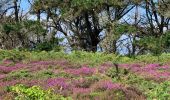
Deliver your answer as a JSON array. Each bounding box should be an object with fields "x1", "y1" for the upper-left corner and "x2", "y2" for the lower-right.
[
  {"x1": 72, "y1": 89, "x2": 125, "y2": 100},
  {"x1": 111, "y1": 69, "x2": 170, "y2": 99},
  {"x1": 33, "y1": 69, "x2": 56, "y2": 79},
  {"x1": 96, "y1": 90, "x2": 125, "y2": 100},
  {"x1": 46, "y1": 78, "x2": 70, "y2": 90},
  {"x1": 4, "y1": 70, "x2": 31, "y2": 81},
  {"x1": 0, "y1": 50, "x2": 170, "y2": 100},
  {"x1": 72, "y1": 91, "x2": 92, "y2": 100},
  {"x1": 72, "y1": 78, "x2": 95, "y2": 88},
  {"x1": 55, "y1": 71, "x2": 74, "y2": 78}
]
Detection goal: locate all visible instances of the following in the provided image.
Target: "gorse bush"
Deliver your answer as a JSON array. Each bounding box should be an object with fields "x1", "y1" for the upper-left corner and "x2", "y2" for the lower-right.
[
  {"x1": 148, "y1": 81, "x2": 170, "y2": 99},
  {"x1": 0, "y1": 49, "x2": 28, "y2": 62},
  {"x1": 10, "y1": 84, "x2": 71, "y2": 100}
]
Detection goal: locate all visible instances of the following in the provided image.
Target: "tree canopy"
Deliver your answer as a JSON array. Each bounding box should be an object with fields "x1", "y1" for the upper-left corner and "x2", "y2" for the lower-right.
[{"x1": 0, "y1": 0, "x2": 170, "y2": 55}]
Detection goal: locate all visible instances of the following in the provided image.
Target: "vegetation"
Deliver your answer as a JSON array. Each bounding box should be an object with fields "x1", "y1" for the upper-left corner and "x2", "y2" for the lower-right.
[
  {"x1": 0, "y1": 0, "x2": 169, "y2": 55},
  {"x1": 0, "y1": 0, "x2": 170, "y2": 100},
  {"x1": 9, "y1": 84, "x2": 70, "y2": 100},
  {"x1": 0, "y1": 50, "x2": 169, "y2": 99}
]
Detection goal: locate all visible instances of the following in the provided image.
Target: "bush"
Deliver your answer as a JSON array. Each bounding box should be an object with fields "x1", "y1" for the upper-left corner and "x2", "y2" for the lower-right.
[
  {"x1": 35, "y1": 42, "x2": 61, "y2": 51},
  {"x1": 148, "y1": 81, "x2": 170, "y2": 99},
  {"x1": 0, "y1": 49, "x2": 28, "y2": 62},
  {"x1": 4, "y1": 70, "x2": 31, "y2": 81},
  {"x1": 10, "y1": 84, "x2": 72, "y2": 100}
]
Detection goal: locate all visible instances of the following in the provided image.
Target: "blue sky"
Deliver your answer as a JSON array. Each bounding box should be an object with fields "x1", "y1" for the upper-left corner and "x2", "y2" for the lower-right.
[{"x1": 20, "y1": 0, "x2": 30, "y2": 12}]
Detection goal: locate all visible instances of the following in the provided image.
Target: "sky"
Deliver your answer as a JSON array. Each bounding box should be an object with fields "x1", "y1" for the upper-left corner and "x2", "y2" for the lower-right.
[{"x1": 20, "y1": 0, "x2": 30, "y2": 12}]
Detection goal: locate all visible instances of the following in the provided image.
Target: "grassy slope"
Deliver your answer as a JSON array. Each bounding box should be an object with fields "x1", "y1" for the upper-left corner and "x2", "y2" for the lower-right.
[{"x1": 0, "y1": 50, "x2": 170, "y2": 99}]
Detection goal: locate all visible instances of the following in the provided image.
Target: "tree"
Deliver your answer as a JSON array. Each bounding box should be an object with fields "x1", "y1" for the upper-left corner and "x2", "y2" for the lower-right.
[{"x1": 31, "y1": 0, "x2": 134, "y2": 52}]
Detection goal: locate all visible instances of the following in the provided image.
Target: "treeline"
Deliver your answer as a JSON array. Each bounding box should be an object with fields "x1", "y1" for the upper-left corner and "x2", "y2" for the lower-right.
[{"x1": 0, "y1": 0, "x2": 170, "y2": 56}]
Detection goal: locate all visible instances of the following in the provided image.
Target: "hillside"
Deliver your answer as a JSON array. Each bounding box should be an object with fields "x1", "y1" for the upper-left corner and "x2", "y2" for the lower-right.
[{"x1": 0, "y1": 50, "x2": 170, "y2": 99}]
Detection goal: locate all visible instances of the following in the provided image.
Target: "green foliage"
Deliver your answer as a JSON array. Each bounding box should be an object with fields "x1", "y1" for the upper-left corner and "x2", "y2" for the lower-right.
[
  {"x1": 138, "y1": 36, "x2": 166, "y2": 57},
  {"x1": 163, "y1": 31, "x2": 170, "y2": 48},
  {"x1": 35, "y1": 42, "x2": 61, "y2": 52},
  {"x1": 0, "y1": 50, "x2": 170, "y2": 99},
  {"x1": 2, "y1": 22, "x2": 22, "y2": 33},
  {"x1": 0, "y1": 49, "x2": 28, "y2": 62},
  {"x1": 34, "y1": 70, "x2": 56, "y2": 79},
  {"x1": 60, "y1": 0, "x2": 125, "y2": 17},
  {"x1": 107, "y1": 67, "x2": 170, "y2": 99},
  {"x1": 23, "y1": 20, "x2": 46, "y2": 36},
  {"x1": 128, "y1": 75, "x2": 170, "y2": 99},
  {"x1": 10, "y1": 84, "x2": 70, "y2": 100},
  {"x1": 147, "y1": 81, "x2": 170, "y2": 99},
  {"x1": 74, "y1": 90, "x2": 125, "y2": 100},
  {"x1": 0, "y1": 50, "x2": 170, "y2": 66},
  {"x1": 115, "y1": 24, "x2": 137, "y2": 34},
  {"x1": 135, "y1": 54, "x2": 170, "y2": 63},
  {"x1": 28, "y1": 51, "x2": 66, "y2": 61},
  {"x1": 1, "y1": 50, "x2": 169, "y2": 65},
  {"x1": 69, "y1": 0, "x2": 117, "y2": 10},
  {"x1": 2, "y1": 20, "x2": 46, "y2": 36},
  {"x1": 55, "y1": 71, "x2": 74, "y2": 78},
  {"x1": 5, "y1": 70, "x2": 31, "y2": 81}
]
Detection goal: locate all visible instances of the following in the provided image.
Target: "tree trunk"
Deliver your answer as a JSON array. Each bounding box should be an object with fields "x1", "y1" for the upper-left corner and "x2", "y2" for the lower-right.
[
  {"x1": 14, "y1": 0, "x2": 19, "y2": 22},
  {"x1": 37, "y1": 9, "x2": 41, "y2": 43},
  {"x1": 14, "y1": 0, "x2": 26, "y2": 47}
]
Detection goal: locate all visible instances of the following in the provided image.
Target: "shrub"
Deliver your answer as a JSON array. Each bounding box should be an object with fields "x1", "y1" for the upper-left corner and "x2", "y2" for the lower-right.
[
  {"x1": 147, "y1": 81, "x2": 170, "y2": 99},
  {"x1": 34, "y1": 70, "x2": 56, "y2": 79},
  {"x1": 4, "y1": 70, "x2": 31, "y2": 81},
  {"x1": 0, "y1": 49, "x2": 28, "y2": 62},
  {"x1": 10, "y1": 84, "x2": 71, "y2": 100}
]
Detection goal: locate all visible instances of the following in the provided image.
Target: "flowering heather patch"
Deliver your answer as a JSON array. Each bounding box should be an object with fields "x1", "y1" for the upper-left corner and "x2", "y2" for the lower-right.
[
  {"x1": 29, "y1": 61, "x2": 55, "y2": 66},
  {"x1": 0, "y1": 63, "x2": 25, "y2": 73},
  {"x1": 0, "y1": 74, "x2": 6, "y2": 80},
  {"x1": 46, "y1": 78, "x2": 69, "y2": 89},
  {"x1": 65, "y1": 66, "x2": 96, "y2": 76},
  {"x1": 137, "y1": 64, "x2": 170, "y2": 79},
  {"x1": 0, "y1": 56, "x2": 169, "y2": 99},
  {"x1": 72, "y1": 78, "x2": 86, "y2": 87},
  {"x1": 98, "y1": 62, "x2": 113, "y2": 73},
  {"x1": 30, "y1": 60, "x2": 71, "y2": 67},
  {"x1": 98, "y1": 80, "x2": 122, "y2": 90},
  {"x1": 73, "y1": 88, "x2": 91, "y2": 94},
  {"x1": 26, "y1": 61, "x2": 55, "y2": 72},
  {"x1": 71, "y1": 77, "x2": 97, "y2": 88},
  {"x1": 26, "y1": 60, "x2": 74, "y2": 72},
  {"x1": 142, "y1": 64, "x2": 160, "y2": 71},
  {"x1": 1, "y1": 60, "x2": 13, "y2": 65},
  {"x1": 101, "y1": 81, "x2": 121, "y2": 90},
  {"x1": 92, "y1": 80, "x2": 122, "y2": 91},
  {"x1": 54, "y1": 60, "x2": 74, "y2": 69},
  {"x1": 141, "y1": 70, "x2": 170, "y2": 79},
  {"x1": 119, "y1": 63, "x2": 170, "y2": 80},
  {"x1": 118, "y1": 64, "x2": 131, "y2": 68},
  {"x1": 0, "y1": 79, "x2": 27, "y2": 88},
  {"x1": 159, "y1": 65, "x2": 170, "y2": 70}
]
